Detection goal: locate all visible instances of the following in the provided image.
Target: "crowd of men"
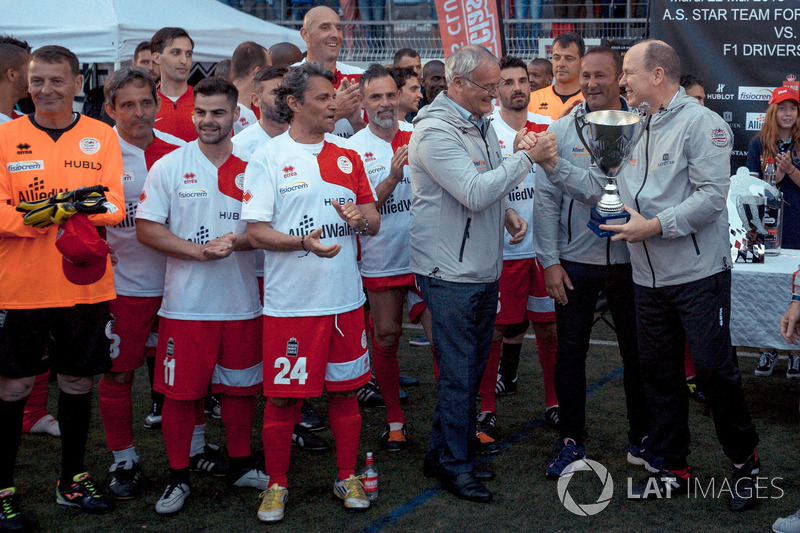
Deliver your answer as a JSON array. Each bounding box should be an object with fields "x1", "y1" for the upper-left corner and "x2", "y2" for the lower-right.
[{"x1": 0, "y1": 3, "x2": 779, "y2": 530}]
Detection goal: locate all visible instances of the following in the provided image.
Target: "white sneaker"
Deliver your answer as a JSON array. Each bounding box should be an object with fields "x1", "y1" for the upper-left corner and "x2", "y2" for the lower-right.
[
  {"x1": 231, "y1": 467, "x2": 270, "y2": 490},
  {"x1": 29, "y1": 414, "x2": 60, "y2": 437},
  {"x1": 257, "y1": 484, "x2": 288, "y2": 523},
  {"x1": 773, "y1": 509, "x2": 800, "y2": 533},
  {"x1": 155, "y1": 482, "x2": 190, "y2": 515}
]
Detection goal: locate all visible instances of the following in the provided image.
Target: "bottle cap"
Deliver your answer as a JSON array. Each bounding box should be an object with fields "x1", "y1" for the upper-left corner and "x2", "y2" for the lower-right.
[{"x1": 766, "y1": 158, "x2": 775, "y2": 164}]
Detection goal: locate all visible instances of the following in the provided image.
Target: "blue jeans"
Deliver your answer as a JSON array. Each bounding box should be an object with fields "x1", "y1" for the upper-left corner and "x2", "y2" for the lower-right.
[
  {"x1": 514, "y1": 0, "x2": 542, "y2": 51},
  {"x1": 358, "y1": 0, "x2": 386, "y2": 45},
  {"x1": 416, "y1": 275, "x2": 498, "y2": 475}
]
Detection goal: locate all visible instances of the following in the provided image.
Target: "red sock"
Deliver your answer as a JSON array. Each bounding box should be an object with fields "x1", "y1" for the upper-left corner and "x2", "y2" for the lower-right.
[
  {"x1": 372, "y1": 343, "x2": 404, "y2": 425},
  {"x1": 221, "y1": 395, "x2": 255, "y2": 458},
  {"x1": 263, "y1": 400, "x2": 300, "y2": 488},
  {"x1": 328, "y1": 395, "x2": 361, "y2": 481},
  {"x1": 479, "y1": 338, "x2": 502, "y2": 413},
  {"x1": 195, "y1": 400, "x2": 205, "y2": 425},
  {"x1": 162, "y1": 398, "x2": 197, "y2": 470},
  {"x1": 431, "y1": 346, "x2": 439, "y2": 382},
  {"x1": 98, "y1": 378, "x2": 134, "y2": 451},
  {"x1": 536, "y1": 333, "x2": 558, "y2": 408},
  {"x1": 684, "y1": 341, "x2": 696, "y2": 379},
  {"x1": 22, "y1": 372, "x2": 50, "y2": 432}
]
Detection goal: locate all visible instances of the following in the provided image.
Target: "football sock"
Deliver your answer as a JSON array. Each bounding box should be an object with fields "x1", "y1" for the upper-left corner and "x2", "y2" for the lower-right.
[
  {"x1": 499, "y1": 341, "x2": 523, "y2": 380},
  {"x1": 479, "y1": 338, "x2": 502, "y2": 413},
  {"x1": 221, "y1": 394, "x2": 255, "y2": 459},
  {"x1": 98, "y1": 377, "x2": 134, "y2": 451},
  {"x1": 59, "y1": 390, "x2": 92, "y2": 484},
  {"x1": 263, "y1": 400, "x2": 300, "y2": 488},
  {"x1": 162, "y1": 398, "x2": 196, "y2": 470},
  {"x1": 21, "y1": 372, "x2": 50, "y2": 432},
  {"x1": 328, "y1": 395, "x2": 361, "y2": 481},
  {"x1": 0, "y1": 397, "x2": 26, "y2": 487},
  {"x1": 371, "y1": 343, "x2": 404, "y2": 425},
  {"x1": 536, "y1": 333, "x2": 559, "y2": 408}
]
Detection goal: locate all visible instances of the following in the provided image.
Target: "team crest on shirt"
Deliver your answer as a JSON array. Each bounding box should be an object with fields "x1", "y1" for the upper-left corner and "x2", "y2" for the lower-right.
[
  {"x1": 79, "y1": 137, "x2": 100, "y2": 155},
  {"x1": 337, "y1": 156, "x2": 353, "y2": 174},
  {"x1": 710, "y1": 128, "x2": 729, "y2": 148},
  {"x1": 282, "y1": 166, "x2": 297, "y2": 179},
  {"x1": 235, "y1": 173, "x2": 245, "y2": 191}
]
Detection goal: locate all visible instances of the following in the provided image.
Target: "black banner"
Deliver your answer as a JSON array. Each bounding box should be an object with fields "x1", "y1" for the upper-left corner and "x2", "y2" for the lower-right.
[{"x1": 650, "y1": 0, "x2": 800, "y2": 169}]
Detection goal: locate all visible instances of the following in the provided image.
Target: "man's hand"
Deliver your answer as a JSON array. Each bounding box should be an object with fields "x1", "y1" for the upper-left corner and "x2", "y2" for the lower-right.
[
  {"x1": 526, "y1": 131, "x2": 558, "y2": 163},
  {"x1": 544, "y1": 264, "x2": 573, "y2": 305},
  {"x1": 331, "y1": 198, "x2": 365, "y2": 231},
  {"x1": 599, "y1": 206, "x2": 662, "y2": 243},
  {"x1": 781, "y1": 301, "x2": 800, "y2": 344},
  {"x1": 201, "y1": 232, "x2": 236, "y2": 260},
  {"x1": 334, "y1": 79, "x2": 361, "y2": 122},
  {"x1": 304, "y1": 227, "x2": 341, "y2": 258},
  {"x1": 513, "y1": 128, "x2": 536, "y2": 153},
  {"x1": 389, "y1": 145, "x2": 409, "y2": 182},
  {"x1": 505, "y1": 208, "x2": 527, "y2": 244}
]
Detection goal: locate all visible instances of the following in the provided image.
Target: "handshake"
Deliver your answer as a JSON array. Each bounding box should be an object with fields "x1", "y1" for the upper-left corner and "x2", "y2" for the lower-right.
[
  {"x1": 16, "y1": 185, "x2": 111, "y2": 228},
  {"x1": 513, "y1": 130, "x2": 558, "y2": 165}
]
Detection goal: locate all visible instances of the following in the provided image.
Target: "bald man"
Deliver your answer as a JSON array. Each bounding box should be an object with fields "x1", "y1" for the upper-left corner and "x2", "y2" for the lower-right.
[{"x1": 268, "y1": 42, "x2": 303, "y2": 68}]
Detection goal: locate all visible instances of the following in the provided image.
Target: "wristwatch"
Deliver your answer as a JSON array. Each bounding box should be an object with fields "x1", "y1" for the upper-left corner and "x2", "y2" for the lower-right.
[{"x1": 355, "y1": 216, "x2": 369, "y2": 235}]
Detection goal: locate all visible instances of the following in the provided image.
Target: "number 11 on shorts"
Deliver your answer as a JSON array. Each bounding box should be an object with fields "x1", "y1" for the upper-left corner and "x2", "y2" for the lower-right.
[{"x1": 164, "y1": 337, "x2": 176, "y2": 386}]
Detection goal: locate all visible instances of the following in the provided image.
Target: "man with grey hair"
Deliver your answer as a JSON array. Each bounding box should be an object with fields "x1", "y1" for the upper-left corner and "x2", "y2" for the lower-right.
[
  {"x1": 537, "y1": 39, "x2": 761, "y2": 511},
  {"x1": 409, "y1": 44, "x2": 556, "y2": 503}
]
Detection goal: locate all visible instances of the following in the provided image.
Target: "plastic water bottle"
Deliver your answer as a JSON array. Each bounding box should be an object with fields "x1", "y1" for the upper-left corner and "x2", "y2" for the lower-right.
[
  {"x1": 762, "y1": 158, "x2": 783, "y2": 255},
  {"x1": 362, "y1": 452, "x2": 378, "y2": 501}
]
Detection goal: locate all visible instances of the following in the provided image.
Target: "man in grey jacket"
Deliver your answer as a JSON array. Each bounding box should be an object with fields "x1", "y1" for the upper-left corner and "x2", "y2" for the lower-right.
[
  {"x1": 409, "y1": 44, "x2": 556, "y2": 503},
  {"x1": 538, "y1": 40, "x2": 760, "y2": 511},
  {"x1": 534, "y1": 46, "x2": 651, "y2": 480}
]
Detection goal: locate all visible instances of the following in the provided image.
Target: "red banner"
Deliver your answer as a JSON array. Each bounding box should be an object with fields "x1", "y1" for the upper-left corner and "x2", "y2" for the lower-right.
[{"x1": 435, "y1": 0, "x2": 504, "y2": 59}]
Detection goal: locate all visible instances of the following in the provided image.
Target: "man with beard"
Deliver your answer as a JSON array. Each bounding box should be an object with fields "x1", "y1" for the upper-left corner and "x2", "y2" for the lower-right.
[
  {"x1": 0, "y1": 43, "x2": 29, "y2": 123},
  {"x1": 137, "y1": 77, "x2": 269, "y2": 515},
  {"x1": 388, "y1": 66, "x2": 422, "y2": 123},
  {"x1": 132, "y1": 42, "x2": 160, "y2": 83},
  {"x1": 478, "y1": 56, "x2": 557, "y2": 452},
  {"x1": 151, "y1": 27, "x2": 196, "y2": 142},
  {"x1": 528, "y1": 33, "x2": 583, "y2": 120},
  {"x1": 350, "y1": 64, "x2": 433, "y2": 452},
  {"x1": 418, "y1": 60, "x2": 446, "y2": 110}
]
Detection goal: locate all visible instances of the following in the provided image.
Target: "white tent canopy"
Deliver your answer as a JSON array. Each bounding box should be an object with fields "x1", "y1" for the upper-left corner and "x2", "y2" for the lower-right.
[{"x1": 0, "y1": 0, "x2": 305, "y2": 63}]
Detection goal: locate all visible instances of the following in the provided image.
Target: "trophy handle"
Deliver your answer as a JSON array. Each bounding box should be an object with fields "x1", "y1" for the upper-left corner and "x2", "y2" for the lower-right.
[
  {"x1": 574, "y1": 106, "x2": 601, "y2": 169},
  {"x1": 628, "y1": 102, "x2": 651, "y2": 152}
]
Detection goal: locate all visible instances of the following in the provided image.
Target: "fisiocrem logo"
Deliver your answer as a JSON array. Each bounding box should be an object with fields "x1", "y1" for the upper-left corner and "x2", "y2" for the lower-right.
[
  {"x1": 7, "y1": 160, "x2": 44, "y2": 173},
  {"x1": 177, "y1": 189, "x2": 209, "y2": 199},
  {"x1": 279, "y1": 182, "x2": 309, "y2": 196}
]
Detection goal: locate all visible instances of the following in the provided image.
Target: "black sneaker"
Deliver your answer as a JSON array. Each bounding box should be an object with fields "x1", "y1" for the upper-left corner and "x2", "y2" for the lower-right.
[
  {"x1": 755, "y1": 349, "x2": 779, "y2": 377},
  {"x1": 788, "y1": 355, "x2": 800, "y2": 379},
  {"x1": 495, "y1": 374, "x2": 517, "y2": 396},
  {"x1": 204, "y1": 393, "x2": 222, "y2": 418},
  {"x1": 292, "y1": 425, "x2": 331, "y2": 451},
  {"x1": 685, "y1": 377, "x2": 706, "y2": 402},
  {"x1": 544, "y1": 406, "x2": 560, "y2": 429},
  {"x1": 299, "y1": 402, "x2": 325, "y2": 432},
  {"x1": 143, "y1": 401, "x2": 162, "y2": 429},
  {"x1": 0, "y1": 487, "x2": 25, "y2": 532},
  {"x1": 399, "y1": 373, "x2": 420, "y2": 387},
  {"x1": 356, "y1": 380, "x2": 384, "y2": 407},
  {"x1": 381, "y1": 425, "x2": 409, "y2": 452},
  {"x1": 476, "y1": 431, "x2": 499, "y2": 455},
  {"x1": 190, "y1": 443, "x2": 229, "y2": 476},
  {"x1": 477, "y1": 411, "x2": 498, "y2": 439},
  {"x1": 628, "y1": 469, "x2": 690, "y2": 500},
  {"x1": 56, "y1": 472, "x2": 113, "y2": 514},
  {"x1": 107, "y1": 460, "x2": 142, "y2": 500},
  {"x1": 730, "y1": 453, "x2": 761, "y2": 511}
]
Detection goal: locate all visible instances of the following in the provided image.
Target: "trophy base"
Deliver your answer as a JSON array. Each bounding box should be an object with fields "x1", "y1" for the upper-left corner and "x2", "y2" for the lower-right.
[{"x1": 588, "y1": 207, "x2": 631, "y2": 238}]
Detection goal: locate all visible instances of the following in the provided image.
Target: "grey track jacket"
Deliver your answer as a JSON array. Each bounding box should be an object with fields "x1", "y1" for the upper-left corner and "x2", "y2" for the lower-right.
[
  {"x1": 534, "y1": 100, "x2": 631, "y2": 269},
  {"x1": 408, "y1": 93, "x2": 533, "y2": 283},
  {"x1": 544, "y1": 88, "x2": 734, "y2": 288}
]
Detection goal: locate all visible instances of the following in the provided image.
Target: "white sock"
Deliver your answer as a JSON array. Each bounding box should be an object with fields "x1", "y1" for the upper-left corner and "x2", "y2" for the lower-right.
[
  {"x1": 111, "y1": 447, "x2": 139, "y2": 468},
  {"x1": 190, "y1": 423, "x2": 207, "y2": 456},
  {"x1": 388, "y1": 422, "x2": 404, "y2": 431}
]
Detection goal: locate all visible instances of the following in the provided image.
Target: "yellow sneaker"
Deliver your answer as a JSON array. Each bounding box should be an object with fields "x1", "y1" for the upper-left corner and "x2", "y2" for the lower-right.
[
  {"x1": 333, "y1": 474, "x2": 370, "y2": 511},
  {"x1": 257, "y1": 483, "x2": 288, "y2": 523}
]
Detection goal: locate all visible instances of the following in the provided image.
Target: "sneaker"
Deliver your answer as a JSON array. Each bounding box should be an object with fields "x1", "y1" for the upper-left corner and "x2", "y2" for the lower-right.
[
  {"x1": 28, "y1": 414, "x2": 61, "y2": 437},
  {"x1": 381, "y1": 425, "x2": 408, "y2": 452},
  {"x1": 154, "y1": 482, "x2": 190, "y2": 515},
  {"x1": 333, "y1": 475, "x2": 370, "y2": 512},
  {"x1": 292, "y1": 425, "x2": 331, "y2": 451},
  {"x1": 190, "y1": 443, "x2": 229, "y2": 476},
  {"x1": 544, "y1": 406, "x2": 560, "y2": 429},
  {"x1": 408, "y1": 333, "x2": 430, "y2": 347},
  {"x1": 628, "y1": 469, "x2": 690, "y2": 500},
  {"x1": 788, "y1": 355, "x2": 800, "y2": 379},
  {"x1": 107, "y1": 460, "x2": 142, "y2": 500},
  {"x1": 228, "y1": 467, "x2": 270, "y2": 490},
  {"x1": 357, "y1": 380, "x2": 384, "y2": 407},
  {"x1": 398, "y1": 373, "x2": 420, "y2": 387},
  {"x1": 495, "y1": 374, "x2": 517, "y2": 396},
  {"x1": 204, "y1": 393, "x2": 222, "y2": 418},
  {"x1": 730, "y1": 453, "x2": 760, "y2": 511},
  {"x1": 477, "y1": 411, "x2": 498, "y2": 439},
  {"x1": 56, "y1": 472, "x2": 113, "y2": 514},
  {"x1": 143, "y1": 401, "x2": 162, "y2": 429},
  {"x1": 627, "y1": 437, "x2": 664, "y2": 473},
  {"x1": 546, "y1": 438, "x2": 586, "y2": 479},
  {"x1": 0, "y1": 487, "x2": 24, "y2": 532},
  {"x1": 686, "y1": 377, "x2": 706, "y2": 402},
  {"x1": 299, "y1": 402, "x2": 325, "y2": 432},
  {"x1": 257, "y1": 484, "x2": 288, "y2": 523},
  {"x1": 773, "y1": 509, "x2": 800, "y2": 533},
  {"x1": 476, "y1": 431, "x2": 500, "y2": 455},
  {"x1": 755, "y1": 349, "x2": 779, "y2": 376}
]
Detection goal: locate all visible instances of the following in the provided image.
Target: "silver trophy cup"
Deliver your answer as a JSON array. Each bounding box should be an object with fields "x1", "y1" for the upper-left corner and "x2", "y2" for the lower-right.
[{"x1": 575, "y1": 104, "x2": 650, "y2": 237}]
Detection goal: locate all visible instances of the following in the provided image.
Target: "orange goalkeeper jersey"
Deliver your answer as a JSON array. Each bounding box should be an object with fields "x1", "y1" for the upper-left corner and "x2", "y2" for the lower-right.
[
  {"x1": 0, "y1": 114, "x2": 125, "y2": 309},
  {"x1": 527, "y1": 85, "x2": 583, "y2": 121}
]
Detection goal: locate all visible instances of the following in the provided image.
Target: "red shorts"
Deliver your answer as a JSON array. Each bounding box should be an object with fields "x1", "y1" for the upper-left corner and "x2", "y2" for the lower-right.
[
  {"x1": 497, "y1": 258, "x2": 555, "y2": 324},
  {"x1": 154, "y1": 317, "x2": 263, "y2": 400},
  {"x1": 362, "y1": 273, "x2": 427, "y2": 324},
  {"x1": 108, "y1": 296, "x2": 162, "y2": 372},
  {"x1": 262, "y1": 306, "x2": 371, "y2": 398}
]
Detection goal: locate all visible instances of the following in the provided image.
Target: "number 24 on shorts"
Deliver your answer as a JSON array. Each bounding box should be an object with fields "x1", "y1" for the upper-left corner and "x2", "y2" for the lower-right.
[{"x1": 274, "y1": 357, "x2": 308, "y2": 385}]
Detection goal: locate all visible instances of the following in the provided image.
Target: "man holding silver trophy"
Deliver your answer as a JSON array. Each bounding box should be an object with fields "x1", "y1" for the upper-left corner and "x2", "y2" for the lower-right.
[{"x1": 535, "y1": 40, "x2": 761, "y2": 512}]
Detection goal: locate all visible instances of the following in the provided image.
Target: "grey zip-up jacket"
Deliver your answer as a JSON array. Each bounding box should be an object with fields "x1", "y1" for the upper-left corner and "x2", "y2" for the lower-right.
[
  {"x1": 409, "y1": 92, "x2": 533, "y2": 283},
  {"x1": 534, "y1": 99, "x2": 631, "y2": 269},
  {"x1": 544, "y1": 88, "x2": 733, "y2": 288}
]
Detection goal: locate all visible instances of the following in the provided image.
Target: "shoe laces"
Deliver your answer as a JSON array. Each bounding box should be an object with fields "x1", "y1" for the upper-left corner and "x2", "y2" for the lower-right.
[
  {"x1": 0, "y1": 490, "x2": 19, "y2": 518},
  {"x1": 259, "y1": 484, "x2": 287, "y2": 509},
  {"x1": 73, "y1": 474, "x2": 101, "y2": 497},
  {"x1": 339, "y1": 475, "x2": 367, "y2": 498},
  {"x1": 791, "y1": 356, "x2": 800, "y2": 372}
]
